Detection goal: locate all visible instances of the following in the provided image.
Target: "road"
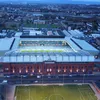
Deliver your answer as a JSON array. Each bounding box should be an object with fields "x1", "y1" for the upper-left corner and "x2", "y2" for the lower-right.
[{"x1": 1, "y1": 74, "x2": 100, "y2": 84}]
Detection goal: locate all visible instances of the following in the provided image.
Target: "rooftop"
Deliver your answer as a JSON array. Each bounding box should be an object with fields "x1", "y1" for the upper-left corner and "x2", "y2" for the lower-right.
[
  {"x1": 0, "y1": 29, "x2": 99, "y2": 63},
  {"x1": 0, "y1": 38, "x2": 14, "y2": 51}
]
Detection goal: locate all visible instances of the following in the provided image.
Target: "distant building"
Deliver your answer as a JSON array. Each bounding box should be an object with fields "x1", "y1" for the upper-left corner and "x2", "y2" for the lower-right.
[
  {"x1": 34, "y1": 20, "x2": 45, "y2": 24},
  {"x1": 91, "y1": 34, "x2": 100, "y2": 38},
  {"x1": 33, "y1": 13, "x2": 43, "y2": 17}
]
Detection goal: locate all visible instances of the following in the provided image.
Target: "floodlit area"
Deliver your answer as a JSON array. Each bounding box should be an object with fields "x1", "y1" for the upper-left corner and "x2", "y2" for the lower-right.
[
  {"x1": 20, "y1": 48, "x2": 66, "y2": 53},
  {"x1": 17, "y1": 40, "x2": 72, "y2": 53},
  {"x1": 18, "y1": 46, "x2": 72, "y2": 53},
  {"x1": 18, "y1": 40, "x2": 69, "y2": 48},
  {"x1": 15, "y1": 85, "x2": 97, "y2": 100}
]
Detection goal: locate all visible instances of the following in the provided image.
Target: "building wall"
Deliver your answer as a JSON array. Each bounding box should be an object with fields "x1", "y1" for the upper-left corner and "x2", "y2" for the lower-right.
[
  {"x1": 94, "y1": 62, "x2": 100, "y2": 72},
  {"x1": 1, "y1": 62, "x2": 95, "y2": 75},
  {"x1": 92, "y1": 82, "x2": 100, "y2": 94}
]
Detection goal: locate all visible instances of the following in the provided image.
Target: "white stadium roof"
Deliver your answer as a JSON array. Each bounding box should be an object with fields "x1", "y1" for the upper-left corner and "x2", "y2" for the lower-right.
[
  {"x1": 1, "y1": 52, "x2": 94, "y2": 63},
  {"x1": 68, "y1": 30, "x2": 84, "y2": 38},
  {"x1": 0, "y1": 38, "x2": 14, "y2": 51},
  {"x1": 0, "y1": 36, "x2": 99, "y2": 63},
  {"x1": 14, "y1": 32, "x2": 22, "y2": 37},
  {"x1": 72, "y1": 38, "x2": 99, "y2": 55},
  {"x1": 65, "y1": 37, "x2": 81, "y2": 51}
]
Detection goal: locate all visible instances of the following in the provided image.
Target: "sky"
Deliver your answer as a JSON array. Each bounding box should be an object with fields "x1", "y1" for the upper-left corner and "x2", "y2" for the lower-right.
[{"x1": 0, "y1": 0, "x2": 100, "y2": 4}]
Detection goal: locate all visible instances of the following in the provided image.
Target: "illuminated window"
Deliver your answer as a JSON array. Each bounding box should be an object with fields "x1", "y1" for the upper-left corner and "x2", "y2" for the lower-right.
[
  {"x1": 47, "y1": 69, "x2": 49, "y2": 72},
  {"x1": 70, "y1": 69, "x2": 72, "y2": 73},
  {"x1": 64, "y1": 69, "x2": 66, "y2": 72},
  {"x1": 26, "y1": 68, "x2": 28, "y2": 73},
  {"x1": 39, "y1": 69, "x2": 41, "y2": 73},
  {"x1": 32, "y1": 69, "x2": 34, "y2": 73},
  {"x1": 5, "y1": 68, "x2": 9, "y2": 71},
  {"x1": 58, "y1": 69, "x2": 60, "y2": 72},
  {"x1": 83, "y1": 69, "x2": 85, "y2": 72},
  {"x1": 50, "y1": 69, "x2": 52, "y2": 72},
  {"x1": 13, "y1": 69, "x2": 15, "y2": 73},
  {"x1": 19, "y1": 69, "x2": 21, "y2": 73},
  {"x1": 76, "y1": 69, "x2": 79, "y2": 72}
]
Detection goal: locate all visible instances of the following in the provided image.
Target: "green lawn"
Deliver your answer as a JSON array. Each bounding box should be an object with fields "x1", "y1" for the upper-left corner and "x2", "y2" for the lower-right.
[
  {"x1": 23, "y1": 23, "x2": 58, "y2": 28},
  {"x1": 20, "y1": 49, "x2": 64, "y2": 53},
  {"x1": 15, "y1": 85, "x2": 97, "y2": 100}
]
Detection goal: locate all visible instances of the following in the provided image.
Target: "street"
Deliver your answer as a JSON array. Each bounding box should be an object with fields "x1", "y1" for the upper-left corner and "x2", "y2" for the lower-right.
[{"x1": 1, "y1": 74, "x2": 100, "y2": 84}]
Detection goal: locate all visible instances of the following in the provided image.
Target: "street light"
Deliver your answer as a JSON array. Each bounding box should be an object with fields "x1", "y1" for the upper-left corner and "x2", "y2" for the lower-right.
[{"x1": 83, "y1": 74, "x2": 85, "y2": 84}]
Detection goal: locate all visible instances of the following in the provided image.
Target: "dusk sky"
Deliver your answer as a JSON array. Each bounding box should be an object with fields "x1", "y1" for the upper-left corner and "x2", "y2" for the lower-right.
[{"x1": 0, "y1": 0, "x2": 100, "y2": 4}]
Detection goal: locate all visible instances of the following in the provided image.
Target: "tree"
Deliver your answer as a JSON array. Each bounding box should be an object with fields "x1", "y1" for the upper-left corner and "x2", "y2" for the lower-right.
[{"x1": 92, "y1": 20, "x2": 98, "y2": 31}]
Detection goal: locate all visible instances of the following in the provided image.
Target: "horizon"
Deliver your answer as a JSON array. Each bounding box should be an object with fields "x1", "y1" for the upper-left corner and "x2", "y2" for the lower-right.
[{"x1": 0, "y1": 0, "x2": 100, "y2": 4}]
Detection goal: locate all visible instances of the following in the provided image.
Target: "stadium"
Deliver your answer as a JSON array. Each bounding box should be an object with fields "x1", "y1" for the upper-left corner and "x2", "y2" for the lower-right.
[
  {"x1": 0, "y1": 30, "x2": 100, "y2": 100},
  {"x1": 0, "y1": 31, "x2": 100, "y2": 76}
]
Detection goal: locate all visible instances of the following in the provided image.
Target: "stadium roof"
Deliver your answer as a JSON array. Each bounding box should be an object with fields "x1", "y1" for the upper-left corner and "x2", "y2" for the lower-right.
[
  {"x1": 14, "y1": 32, "x2": 22, "y2": 37},
  {"x1": 0, "y1": 38, "x2": 14, "y2": 51},
  {"x1": 72, "y1": 38, "x2": 99, "y2": 55},
  {"x1": 63, "y1": 30, "x2": 71, "y2": 37},
  {"x1": 0, "y1": 36, "x2": 99, "y2": 63},
  {"x1": 1, "y1": 51, "x2": 94, "y2": 63},
  {"x1": 65, "y1": 37, "x2": 81, "y2": 51},
  {"x1": 68, "y1": 30, "x2": 84, "y2": 38}
]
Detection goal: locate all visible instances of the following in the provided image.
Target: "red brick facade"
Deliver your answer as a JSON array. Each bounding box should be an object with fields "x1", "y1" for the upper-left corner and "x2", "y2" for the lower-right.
[{"x1": 1, "y1": 62, "x2": 96, "y2": 75}]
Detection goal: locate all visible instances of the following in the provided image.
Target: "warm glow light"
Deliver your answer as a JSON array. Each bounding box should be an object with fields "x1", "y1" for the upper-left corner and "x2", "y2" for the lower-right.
[
  {"x1": 39, "y1": 69, "x2": 41, "y2": 73},
  {"x1": 70, "y1": 69, "x2": 72, "y2": 73},
  {"x1": 76, "y1": 69, "x2": 79, "y2": 72},
  {"x1": 83, "y1": 69, "x2": 85, "y2": 72},
  {"x1": 26, "y1": 69, "x2": 28, "y2": 73},
  {"x1": 50, "y1": 69, "x2": 52, "y2": 72},
  {"x1": 64, "y1": 69, "x2": 66, "y2": 72},
  {"x1": 32, "y1": 69, "x2": 34, "y2": 73},
  {"x1": 19, "y1": 69, "x2": 21, "y2": 73},
  {"x1": 13, "y1": 69, "x2": 15, "y2": 73},
  {"x1": 58, "y1": 69, "x2": 60, "y2": 72},
  {"x1": 47, "y1": 69, "x2": 49, "y2": 72}
]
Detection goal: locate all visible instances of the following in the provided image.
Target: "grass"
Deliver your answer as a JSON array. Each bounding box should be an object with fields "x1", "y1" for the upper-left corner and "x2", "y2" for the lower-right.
[
  {"x1": 20, "y1": 49, "x2": 64, "y2": 53},
  {"x1": 15, "y1": 85, "x2": 97, "y2": 100},
  {"x1": 23, "y1": 23, "x2": 59, "y2": 28}
]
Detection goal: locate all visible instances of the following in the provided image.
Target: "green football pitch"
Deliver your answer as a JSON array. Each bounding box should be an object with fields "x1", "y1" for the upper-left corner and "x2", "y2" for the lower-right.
[{"x1": 15, "y1": 85, "x2": 97, "y2": 100}]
